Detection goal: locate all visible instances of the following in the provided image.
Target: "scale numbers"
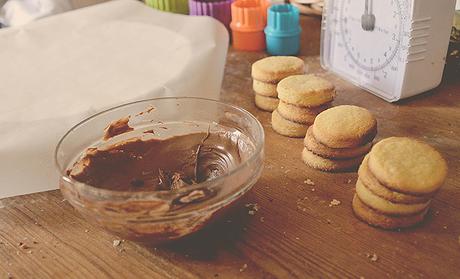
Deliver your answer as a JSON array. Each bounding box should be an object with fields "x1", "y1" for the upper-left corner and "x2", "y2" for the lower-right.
[{"x1": 339, "y1": 0, "x2": 403, "y2": 71}]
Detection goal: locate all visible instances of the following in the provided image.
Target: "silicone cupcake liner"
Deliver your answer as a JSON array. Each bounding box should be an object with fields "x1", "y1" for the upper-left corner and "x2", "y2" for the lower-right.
[
  {"x1": 189, "y1": 0, "x2": 233, "y2": 30},
  {"x1": 230, "y1": 0, "x2": 266, "y2": 51},
  {"x1": 265, "y1": 4, "x2": 301, "y2": 55},
  {"x1": 259, "y1": 0, "x2": 271, "y2": 24},
  {"x1": 146, "y1": 0, "x2": 189, "y2": 15}
]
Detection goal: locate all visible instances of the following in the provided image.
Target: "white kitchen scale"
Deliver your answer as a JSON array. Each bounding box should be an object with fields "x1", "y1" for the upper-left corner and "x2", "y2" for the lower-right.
[{"x1": 321, "y1": 0, "x2": 457, "y2": 102}]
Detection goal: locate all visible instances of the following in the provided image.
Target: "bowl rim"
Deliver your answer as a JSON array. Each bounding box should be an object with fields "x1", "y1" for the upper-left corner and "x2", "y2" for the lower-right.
[{"x1": 54, "y1": 96, "x2": 265, "y2": 200}]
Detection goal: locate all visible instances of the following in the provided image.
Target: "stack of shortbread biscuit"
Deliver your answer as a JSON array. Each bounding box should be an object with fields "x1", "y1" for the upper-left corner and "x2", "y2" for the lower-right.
[
  {"x1": 302, "y1": 105, "x2": 376, "y2": 171},
  {"x1": 251, "y1": 56, "x2": 305, "y2": 112},
  {"x1": 271, "y1": 74, "x2": 335, "y2": 137},
  {"x1": 353, "y1": 137, "x2": 448, "y2": 229}
]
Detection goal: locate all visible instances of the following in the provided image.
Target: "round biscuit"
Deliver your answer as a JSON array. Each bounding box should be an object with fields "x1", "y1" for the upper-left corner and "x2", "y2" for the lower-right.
[
  {"x1": 253, "y1": 79, "x2": 278, "y2": 97},
  {"x1": 355, "y1": 179, "x2": 430, "y2": 216},
  {"x1": 277, "y1": 74, "x2": 335, "y2": 107},
  {"x1": 301, "y1": 148, "x2": 363, "y2": 172},
  {"x1": 368, "y1": 137, "x2": 448, "y2": 195},
  {"x1": 251, "y1": 56, "x2": 305, "y2": 83},
  {"x1": 358, "y1": 155, "x2": 432, "y2": 204},
  {"x1": 304, "y1": 126, "x2": 372, "y2": 159},
  {"x1": 277, "y1": 101, "x2": 328, "y2": 124},
  {"x1": 254, "y1": 94, "x2": 279, "y2": 112},
  {"x1": 312, "y1": 105, "x2": 377, "y2": 148},
  {"x1": 271, "y1": 109, "x2": 309, "y2": 138},
  {"x1": 352, "y1": 194, "x2": 428, "y2": 230}
]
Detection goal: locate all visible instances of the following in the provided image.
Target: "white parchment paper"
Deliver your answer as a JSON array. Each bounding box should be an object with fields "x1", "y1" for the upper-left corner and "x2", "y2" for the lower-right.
[{"x1": 0, "y1": 0, "x2": 229, "y2": 198}]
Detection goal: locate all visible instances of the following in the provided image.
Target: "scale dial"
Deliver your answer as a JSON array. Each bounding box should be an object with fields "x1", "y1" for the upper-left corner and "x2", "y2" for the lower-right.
[
  {"x1": 321, "y1": 0, "x2": 415, "y2": 101},
  {"x1": 340, "y1": 0, "x2": 403, "y2": 71}
]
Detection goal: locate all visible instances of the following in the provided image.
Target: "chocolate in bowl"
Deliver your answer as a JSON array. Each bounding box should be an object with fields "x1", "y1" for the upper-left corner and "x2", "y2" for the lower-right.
[{"x1": 55, "y1": 98, "x2": 264, "y2": 243}]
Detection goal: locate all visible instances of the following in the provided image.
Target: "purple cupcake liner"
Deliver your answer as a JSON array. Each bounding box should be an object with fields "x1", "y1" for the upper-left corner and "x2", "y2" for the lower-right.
[{"x1": 189, "y1": 0, "x2": 234, "y2": 30}]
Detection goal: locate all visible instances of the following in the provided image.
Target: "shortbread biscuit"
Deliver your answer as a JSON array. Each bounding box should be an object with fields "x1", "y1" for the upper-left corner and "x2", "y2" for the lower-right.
[
  {"x1": 355, "y1": 179, "x2": 430, "y2": 216},
  {"x1": 252, "y1": 56, "x2": 305, "y2": 83},
  {"x1": 312, "y1": 105, "x2": 377, "y2": 148},
  {"x1": 277, "y1": 101, "x2": 330, "y2": 125},
  {"x1": 301, "y1": 148, "x2": 364, "y2": 172},
  {"x1": 358, "y1": 156, "x2": 432, "y2": 204},
  {"x1": 253, "y1": 79, "x2": 278, "y2": 97},
  {"x1": 304, "y1": 126, "x2": 372, "y2": 159},
  {"x1": 352, "y1": 194, "x2": 429, "y2": 230},
  {"x1": 255, "y1": 94, "x2": 279, "y2": 112},
  {"x1": 277, "y1": 75, "x2": 336, "y2": 107},
  {"x1": 272, "y1": 109, "x2": 308, "y2": 137},
  {"x1": 368, "y1": 137, "x2": 448, "y2": 195}
]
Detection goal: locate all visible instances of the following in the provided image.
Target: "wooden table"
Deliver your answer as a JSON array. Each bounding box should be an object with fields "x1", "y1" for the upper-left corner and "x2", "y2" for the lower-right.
[{"x1": 1, "y1": 7, "x2": 460, "y2": 279}]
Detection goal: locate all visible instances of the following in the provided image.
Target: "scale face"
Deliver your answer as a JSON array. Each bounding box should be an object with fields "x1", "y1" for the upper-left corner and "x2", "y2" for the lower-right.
[{"x1": 321, "y1": 0, "x2": 456, "y2": 102}]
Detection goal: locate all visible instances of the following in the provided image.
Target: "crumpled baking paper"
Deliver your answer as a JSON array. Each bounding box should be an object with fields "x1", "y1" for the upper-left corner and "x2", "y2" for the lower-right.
[
  {"x1": 0, "y1": 0, "x2": 229, "y2": 198},
  {"x1": 0, "y1": 0, "x2": 73, "y2": 27}
]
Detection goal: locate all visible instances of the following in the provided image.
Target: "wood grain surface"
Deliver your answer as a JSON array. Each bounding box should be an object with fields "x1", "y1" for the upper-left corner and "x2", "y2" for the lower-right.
[{"x1": 1, "y1": 4, "x2": 460, "y2": 279}]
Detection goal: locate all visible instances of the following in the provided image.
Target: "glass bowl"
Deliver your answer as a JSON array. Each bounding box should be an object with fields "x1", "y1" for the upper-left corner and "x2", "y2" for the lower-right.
[{"x1": 55, "y1": 97, "x2": 264, "y2": 243}]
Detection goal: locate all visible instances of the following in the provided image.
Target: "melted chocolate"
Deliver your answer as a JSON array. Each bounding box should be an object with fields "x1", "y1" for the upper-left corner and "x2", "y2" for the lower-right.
[
  {"x1": 103, "y1": 117, "x2": 133, "y2": 140},
  {"x1": 69, "y1": 132, "x2": 245, "y2": 191}
]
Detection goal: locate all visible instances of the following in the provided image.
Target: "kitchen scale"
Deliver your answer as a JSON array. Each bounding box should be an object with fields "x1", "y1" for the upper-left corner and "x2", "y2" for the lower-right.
[{"x1": 321, "y1": 0, "x2": 457, "y2": 102}]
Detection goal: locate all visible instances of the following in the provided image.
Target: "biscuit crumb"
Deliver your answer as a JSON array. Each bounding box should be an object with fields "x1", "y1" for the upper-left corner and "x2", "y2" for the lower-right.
[
  {"x1": 329, "y1": 199, "x2": 341, "y2": 207},
  {"x1": 326, "y1": 219, "x2": 332, "y2": 224},
  {"x1": 443, "y1": 225, "x2": 448, "y2": 230},
  {"x1": 113, "y1": 240, "x2": 121, "y2": 247},
  {"x1": 366, "y1": 253, "x2": 378, "y2": 262},
  {"x1": 245, "y1": 203, "x2": 260, "y2": 215},
  {"x1": 311, "y1": 188, "x2": 315, "y2": 192},
  {"x1": 18, "y1": 243, "x2": 29, "y2": 249},
  {"x1": 239, "y1": 264, "x2": 248, "y2": 272},
  {"x1": 84, "y1": 229, "x2": 89, "y2": 233},
  {"x1": 435, "y1": 211, "x2": 440, "y2": 216},
  {"x1": 296, "y1": 204, "x2": 305, "y2": 211},
  {"x1": 260, "y1": 217, "x2": 265, "y2": 222},
  {"x1": 347, "y1": 179, "x2": 352, "y2": 184},
  {"x1": 371, "y1": 254, "x2": 378, "y2": 262},
  {"x1": 304, "y1": 179, "x2": 315, "y2": 185}
]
